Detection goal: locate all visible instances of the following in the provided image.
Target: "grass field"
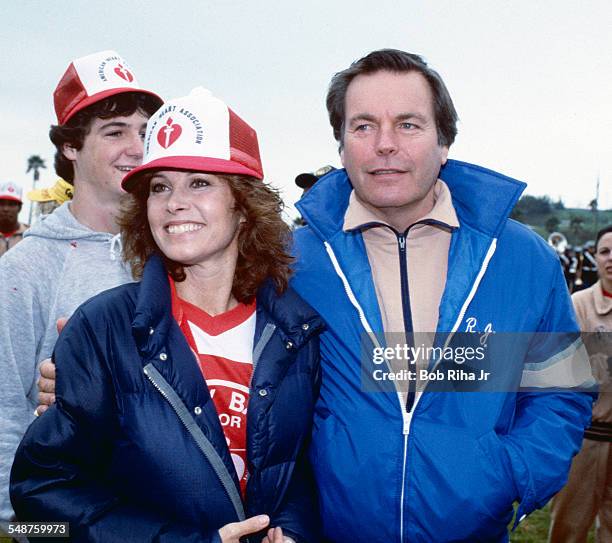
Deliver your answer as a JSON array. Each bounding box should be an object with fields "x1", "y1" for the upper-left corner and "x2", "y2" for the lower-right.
[{"x1": 510, "y1": 501, "x2": 595, "y2": 543}]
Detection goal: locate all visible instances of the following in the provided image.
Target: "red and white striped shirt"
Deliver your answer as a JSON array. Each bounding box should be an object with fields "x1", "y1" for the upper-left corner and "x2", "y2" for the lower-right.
[{"x1": 171, "y1": 281, "x2": 255, "y2": 497}]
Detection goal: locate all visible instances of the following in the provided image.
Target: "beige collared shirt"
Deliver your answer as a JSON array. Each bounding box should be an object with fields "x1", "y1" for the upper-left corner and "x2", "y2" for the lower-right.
[{"x1": 343, "y1": 180, "x2": 459, "y2": 336}]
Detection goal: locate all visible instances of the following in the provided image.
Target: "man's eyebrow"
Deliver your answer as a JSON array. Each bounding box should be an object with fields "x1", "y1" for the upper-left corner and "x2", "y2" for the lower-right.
[
  {"x1": 396, "y1": 112, "x2": 428, "y2": 123},
  {"x1": 96, "y1": 121, "x2": 129, "y2": 131},
  {"x1": 347, "y1": 112, "x2": 429, "y2": 125},
  {"x1": 347, "y1": 113, "x2": 378, "y2": 125}
]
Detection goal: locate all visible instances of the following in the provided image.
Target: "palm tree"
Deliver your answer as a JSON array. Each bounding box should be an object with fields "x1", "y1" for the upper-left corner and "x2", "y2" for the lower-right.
[
  {"x1": 26, "y1": 155, "x2": 46, "y2": 182},
  {"x1": 26, "y1": 155, "x2": 46, "y2": 224}
]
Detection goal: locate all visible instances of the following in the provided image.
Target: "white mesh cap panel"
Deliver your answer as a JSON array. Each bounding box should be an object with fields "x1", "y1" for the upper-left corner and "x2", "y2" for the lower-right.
[{"x1": 71, "y1": 50, "x2": 142, "y2": 96}]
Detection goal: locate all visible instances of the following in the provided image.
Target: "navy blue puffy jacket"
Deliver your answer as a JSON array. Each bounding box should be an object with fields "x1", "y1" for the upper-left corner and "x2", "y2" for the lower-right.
[{"x1": 11, "y1": 255, "x2": 324, "y2": 542}]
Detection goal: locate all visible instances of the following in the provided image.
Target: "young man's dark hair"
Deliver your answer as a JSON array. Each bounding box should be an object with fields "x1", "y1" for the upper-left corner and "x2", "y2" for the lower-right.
[
  {"x1": 326, "y1": 48, "x2": 458, "y2": 149},
  {"x1": 49, "y1": 92, "x2": 161, "y2": 182}
]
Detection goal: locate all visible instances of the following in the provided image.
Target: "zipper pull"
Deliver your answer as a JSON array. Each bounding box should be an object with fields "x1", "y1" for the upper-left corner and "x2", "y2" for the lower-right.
[
  {"x1": 403, "y1": 416, "x2": 411, "y2": 434},
  {"x1": 398, "y1": 234, "x2": 406, "y2": 250}
]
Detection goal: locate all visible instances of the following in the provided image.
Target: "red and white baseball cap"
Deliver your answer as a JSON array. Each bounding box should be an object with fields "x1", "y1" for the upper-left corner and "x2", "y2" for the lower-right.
[
  {"x1": 54, "y1": 50, "x2": 162, "y2": 125},
  {"x1": 122, "y1": 87, "x2": 263, "y2": 192},
  {"x1": 0, "y1": 182, "x2": 23, "y2": 203}
]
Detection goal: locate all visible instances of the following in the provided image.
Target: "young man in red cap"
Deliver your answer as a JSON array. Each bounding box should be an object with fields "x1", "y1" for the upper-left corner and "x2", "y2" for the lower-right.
[
  {"x1": 0, "y1": 182, "x2": 28, "y2": 257},
  {"x1": 0, "y1": 50, "x2": 162, "y2": 527}
]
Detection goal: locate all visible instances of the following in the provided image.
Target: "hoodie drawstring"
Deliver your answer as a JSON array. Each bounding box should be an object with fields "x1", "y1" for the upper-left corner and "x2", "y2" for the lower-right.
[{"x1": 109, "y1": 234, "x2": 123, "y2": 261}]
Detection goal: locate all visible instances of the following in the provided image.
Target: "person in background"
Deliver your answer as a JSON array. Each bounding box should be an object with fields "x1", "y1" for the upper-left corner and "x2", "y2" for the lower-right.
[
  {"x1": 0, "y1": 182, "x2": 28, "y2": 257},
  {"x1": 549, "y1": 224, "x2": 612, "y2": 543},
  {"x1": 293, "y1": 166, "x2": 336, "y2": 227},
  {"x1": 582, "y1": 240, "x2": 599, "y2": 290},
  {"x1": 565, "y1": 246, "x2": 579, "y2": 291},
  {"x1": 294, "y1": 165, "x2": 336, "y2": 196},
  {"x1": 27, "y1": 177, "x2": 74, "y2": 221},
  {"x1": 0, "y1": 49, "x2": 162, "y2": 529},
  {"x1": 12, "y1": 87, "x2": 322, "y2": 543}
]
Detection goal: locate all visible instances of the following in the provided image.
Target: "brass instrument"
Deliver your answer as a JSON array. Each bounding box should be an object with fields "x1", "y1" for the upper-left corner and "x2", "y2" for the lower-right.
[{"x1": 548, "y1": 232, "x2": 568, "y2": 254}]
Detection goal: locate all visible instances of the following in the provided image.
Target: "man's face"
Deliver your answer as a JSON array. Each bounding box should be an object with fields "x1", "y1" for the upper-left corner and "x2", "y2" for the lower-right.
[
  {"x1": 340, "y1": 70, "x2": 449, "y2": 230},
  {"x1": 0, "y1": 199, "x2": 21, "y2": 230},
  {"x1": 63, "y1": 110, "x2": 149, "y2": 201}
]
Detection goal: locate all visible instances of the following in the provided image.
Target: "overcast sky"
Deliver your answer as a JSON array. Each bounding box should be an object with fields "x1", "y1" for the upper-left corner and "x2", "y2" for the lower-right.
[{"x1": 2, "y1": 0, "x2": 611, "y2": 222}]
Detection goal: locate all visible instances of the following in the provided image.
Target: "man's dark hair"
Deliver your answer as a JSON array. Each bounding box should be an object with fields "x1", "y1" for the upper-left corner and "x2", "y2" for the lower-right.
[
  {"x1": 326, "y1": 49, "x2": 458, "y2": 149},
  {"x1": 596, "y1": 225, "x2": 612, "y2": 248},
  {"x1": 49, "y1": 92, "x2": 162, "y2": 182}
]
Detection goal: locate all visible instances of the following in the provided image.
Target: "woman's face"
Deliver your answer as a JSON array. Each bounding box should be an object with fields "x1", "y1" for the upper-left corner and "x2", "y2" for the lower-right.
[
  {"x1": 147, "y1": 170, "x2": 243, "y2": 268},
  {"x1": 596, "y1": 232, "x2": 612, "y2": 286}
]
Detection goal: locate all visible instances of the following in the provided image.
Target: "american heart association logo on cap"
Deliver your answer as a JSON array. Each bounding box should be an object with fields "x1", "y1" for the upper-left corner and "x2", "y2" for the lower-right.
[
  {"x1": 113, "y1": 63, "x2": 134, "y2": 82},
  {"x1": 157, "y1": 117, "x2": 183, "y2": 149}
]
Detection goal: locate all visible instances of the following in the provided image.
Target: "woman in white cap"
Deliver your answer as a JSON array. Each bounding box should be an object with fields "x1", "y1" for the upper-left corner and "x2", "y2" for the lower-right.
[{"x1": 11, "y1": 88, "x2": 323, "y2": 543}]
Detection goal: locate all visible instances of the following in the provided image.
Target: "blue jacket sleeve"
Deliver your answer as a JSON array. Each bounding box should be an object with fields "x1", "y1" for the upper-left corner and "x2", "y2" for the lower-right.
[
  {"x1": 10, "y1": 309, "x2": 221, "y2": 543},
  {"x1": 502, "y1": 263, "x2": 594, "y2": 526}
]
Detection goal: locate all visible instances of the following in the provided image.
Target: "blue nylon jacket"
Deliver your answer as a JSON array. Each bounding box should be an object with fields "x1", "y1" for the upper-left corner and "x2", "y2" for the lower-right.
[
  {"x1": 10, "y1": 255, "x2": 324, "y2": 543},
  {"x1": 291, "y1": 160, "x2": 594, "y2": 542}
]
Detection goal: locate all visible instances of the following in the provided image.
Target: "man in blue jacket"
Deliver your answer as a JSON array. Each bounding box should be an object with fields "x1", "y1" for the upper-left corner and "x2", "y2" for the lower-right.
[{"x1": 291, "y1": 49, "x2": 595, "y2": 542}]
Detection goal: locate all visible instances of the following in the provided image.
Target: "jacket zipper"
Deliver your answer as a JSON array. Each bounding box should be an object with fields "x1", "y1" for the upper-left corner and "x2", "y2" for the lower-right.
[
  {"x1": 250, "y1": 322, "x2": 276, "y2": 388},
  {"x1": 143, "y1": 363, "x2": 246, "y2": 523},
  {"x1": 325, "y1": 234, "x2": 497, "y2": 543},
  {"x1": 396, "y1": 230, "x2": 414, "y2": 543},
  {"x1": 396, "y1": 233, "x2": 415, "y2": 413}
]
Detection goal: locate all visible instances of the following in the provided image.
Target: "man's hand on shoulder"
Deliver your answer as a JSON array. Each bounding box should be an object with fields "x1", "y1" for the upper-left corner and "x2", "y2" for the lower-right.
[
  {"x1": 36, "y1": 359, "x2": 56, "y2": 416},
  {"x1": 35, "y1": 317, "x2": 66, "y2": 416}
]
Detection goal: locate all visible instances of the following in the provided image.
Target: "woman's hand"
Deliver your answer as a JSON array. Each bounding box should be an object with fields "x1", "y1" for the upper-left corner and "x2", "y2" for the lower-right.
[
  {"x1": 262, "y1": 526, "x2": 296, "y2": 543},
  {"x1": 218, "y1": 515, "x2": 270, "y2": 542}
]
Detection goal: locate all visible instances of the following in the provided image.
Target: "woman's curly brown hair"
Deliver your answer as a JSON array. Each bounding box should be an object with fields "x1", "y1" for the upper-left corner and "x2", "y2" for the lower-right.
[{"x1": 119, "y1": 172, "x2": 293, "y2": 302}]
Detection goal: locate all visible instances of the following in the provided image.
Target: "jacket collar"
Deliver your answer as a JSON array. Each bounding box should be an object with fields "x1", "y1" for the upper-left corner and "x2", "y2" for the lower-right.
[
  {"x1": 131, "y1": 254, "x2": 174, "y2": 356},
  {"x1": 343, "y1": 179, "x2": 459, "y2": 234},
  {"x1": 296, "y1": 159, "x2": 526, "y2": 240},
  {"x1": 255, "y1": 279, "x2": 325, "y2": 349},
  {"x1": 594, "y1": 281, "x2": 612, "y2": 316},
  {"x1": 131, "y1": 254, "x2": 324, "y2": 354}
]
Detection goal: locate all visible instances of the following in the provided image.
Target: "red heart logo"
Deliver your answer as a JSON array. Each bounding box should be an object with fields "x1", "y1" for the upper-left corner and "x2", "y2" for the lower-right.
[
  {"x1": 157, "y1": 117, "x2": 182, "y2": 148},
  {"x1": 114, "y1": 64, "x2": 134, "y2": 82}
]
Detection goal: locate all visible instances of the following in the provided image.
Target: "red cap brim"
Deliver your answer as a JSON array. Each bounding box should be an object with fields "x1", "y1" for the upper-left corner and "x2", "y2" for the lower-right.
[
  {"x1": 0, "y1": 196, "x2": 22, "y2": 204},
  {"x1": 122, "y1": 156, "x2": 264, "y2": 192},
  {"x1": 60, "y1": 88, "x2": 163, "y2": 125}
]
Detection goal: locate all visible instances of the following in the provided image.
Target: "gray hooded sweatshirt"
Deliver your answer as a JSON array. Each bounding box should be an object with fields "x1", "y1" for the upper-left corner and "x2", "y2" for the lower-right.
[{"x1": 0, "y1": 203, "x2": 133, "y2": 523}]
